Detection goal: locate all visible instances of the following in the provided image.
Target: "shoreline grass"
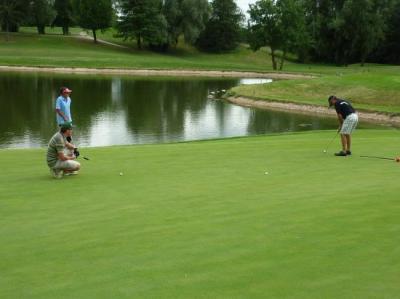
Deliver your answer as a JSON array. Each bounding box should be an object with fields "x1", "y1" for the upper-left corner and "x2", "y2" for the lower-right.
[
  {"x1": 230, "y1": 69, "x2": 400, "y2": 114},
  {"x1": 1, "y1": 130, "x2": 400, "y2": 299}
]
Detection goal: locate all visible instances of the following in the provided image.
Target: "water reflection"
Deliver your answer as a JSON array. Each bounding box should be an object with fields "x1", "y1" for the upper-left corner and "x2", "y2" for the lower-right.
[{"x1": 0, "y1": 72, "x2": 381, "y2": 149}]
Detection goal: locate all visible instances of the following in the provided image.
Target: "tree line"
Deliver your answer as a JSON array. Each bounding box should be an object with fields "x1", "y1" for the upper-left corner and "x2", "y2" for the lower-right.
[{"x1": 1, "y1": 0, "x2": 399, "y2": 67}]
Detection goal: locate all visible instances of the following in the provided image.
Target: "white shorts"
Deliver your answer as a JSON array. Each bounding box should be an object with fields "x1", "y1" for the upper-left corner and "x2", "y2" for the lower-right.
[
  {"x1": 341, "y1": 113, "x2": 358, "y2": 135},
  {"x1": 53, "y1": 159, "x2": 80, "y2": 171}
]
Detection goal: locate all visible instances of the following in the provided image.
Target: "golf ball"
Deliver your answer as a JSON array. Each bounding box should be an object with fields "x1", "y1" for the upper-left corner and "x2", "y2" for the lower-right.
[
  {"x1": 119, "y1": 172, "x2": 123, "y2": 176},
  {"x1": 323, "y1": 150, "x2": 327, "y2": 153},
  {"x1": 264, "y1": 171, "x2": 269, "y2": 175}
]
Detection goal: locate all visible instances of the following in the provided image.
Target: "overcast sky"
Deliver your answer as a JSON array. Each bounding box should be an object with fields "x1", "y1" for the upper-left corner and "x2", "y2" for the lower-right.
[{"x1": 236, "y1": 0, "x2": 256, "y2": 14}]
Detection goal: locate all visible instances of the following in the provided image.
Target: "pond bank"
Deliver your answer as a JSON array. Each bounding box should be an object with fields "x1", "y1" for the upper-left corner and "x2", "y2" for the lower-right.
[
  {"x1": 226, "y1": 96, "x2": 400, "y2": 126},
  {"x1": 0, "y1": 65, "x2": 313, "y2": 79}
]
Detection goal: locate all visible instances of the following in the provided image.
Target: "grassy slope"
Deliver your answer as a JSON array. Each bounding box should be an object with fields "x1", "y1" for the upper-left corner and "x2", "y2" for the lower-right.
[
  {"x1": 1, "y1": 130, "x2": 399, "y2": 299},
  {"x1": 0, "y1": 31, "x2": 274, "y2": 72},
  {"x1": 231, "y1": 67, "x2": 400, "y2": 114}
]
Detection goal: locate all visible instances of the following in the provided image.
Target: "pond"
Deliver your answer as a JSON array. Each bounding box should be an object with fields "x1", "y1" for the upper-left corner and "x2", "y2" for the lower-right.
[{"x1": 0, "y1": 71, "x2": 383, "y2": 149}]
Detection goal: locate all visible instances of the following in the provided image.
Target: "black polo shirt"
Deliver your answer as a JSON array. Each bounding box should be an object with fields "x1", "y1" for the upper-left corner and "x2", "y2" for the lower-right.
[{"x1": 334, "y1": 99, "x2": 355, "y2": 119}]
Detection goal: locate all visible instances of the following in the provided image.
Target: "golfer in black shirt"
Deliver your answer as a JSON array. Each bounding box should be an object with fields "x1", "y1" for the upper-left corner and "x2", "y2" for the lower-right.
[{"x1": 328, "y1": 95, "x2": 358, "y2": 156}]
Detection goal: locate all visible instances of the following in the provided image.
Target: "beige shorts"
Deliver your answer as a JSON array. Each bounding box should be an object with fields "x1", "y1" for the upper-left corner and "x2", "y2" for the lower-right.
[
  {"x1": 340, "y1": 113, "x2": 358, "y2": 135},
  {"x1": 52, "y1": 159, "x2": 80, "y2": 171}
]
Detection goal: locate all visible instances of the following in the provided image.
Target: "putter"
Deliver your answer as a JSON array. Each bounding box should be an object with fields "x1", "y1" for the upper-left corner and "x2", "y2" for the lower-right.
[
  {"x1": 323, "y1": 132, "x2": 339, "y2": 153},
  {"x1": 360, "y1": 155, "x2": 393, "y2": 161},
  {"x1": 83, "y1": 156, "x2": 90, "y2": 160}
]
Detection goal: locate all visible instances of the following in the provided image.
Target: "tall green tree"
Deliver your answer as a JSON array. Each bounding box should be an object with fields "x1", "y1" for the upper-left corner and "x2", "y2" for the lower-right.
[
  {"x1": 196, "y1": 0, "x2": 244, "y2": 52},
  {"x1": 30, "y1": 0, "x2": 55, "y2": 34},
  {"x1": 303, "y1": 0, "x2": 392, "y2": 65},
  {"x1": 248, "y1": 0, "x2": 305, "y2": 70},
  {"x1": 377, "y1": 0, "x2": 400, "y2": 63},
  {"x1": 117, "y1": 0, "x2": 167, "y2": 49},
  {"x1": 53, "y1": 0, "x2": 74, "y2": 35},
  {"x1": 248, "y1": 0, "x2": 281, "y2": 70},
  {"x1": 276, "y1": 0, "x2": 308, "y2": 68},
  {"x1": 74, "y1": 0, "x2": 112, "y2": 43},
  {"x1": 163, "y1": 0, "x2": 210, "y2": 47},
  {"x1": 341, "y1": 0, "x2": 389, "y2": 65},
  {"x1": 0, "y1": 0, "x2": 24, "y2": 40}
]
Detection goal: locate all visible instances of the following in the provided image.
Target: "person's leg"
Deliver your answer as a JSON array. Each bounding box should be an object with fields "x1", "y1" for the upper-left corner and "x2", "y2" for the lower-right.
[
  {"x1": 335, "y1": 134, "x2": 348, "y2": 156},
  {"x1": 53, "y1": 160, "x2": 80, "y2": 177},
  {"x1": 49, "y1": 166, "x2": 63, "y2": 178},
  {"x1": 345, "y1": 134, "x2": 351, "y2": 153},
  {"x1": 336, "y1": 114, "x2": 357, "y2": 156},
  {"x1": 340, "y1": 134, "x2": 347, "y2": 151},
  {"x1": 63, "y1": 160, "x2": 80, "y2": 174}
]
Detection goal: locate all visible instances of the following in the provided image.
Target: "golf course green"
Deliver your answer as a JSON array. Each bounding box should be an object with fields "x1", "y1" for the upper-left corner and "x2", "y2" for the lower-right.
[
  {"x1": 1, "y1": 130, "x2": 399, "y2": 298},
  {"x1": 1, "y1": 28, "x2": 400, "y2": 298}
]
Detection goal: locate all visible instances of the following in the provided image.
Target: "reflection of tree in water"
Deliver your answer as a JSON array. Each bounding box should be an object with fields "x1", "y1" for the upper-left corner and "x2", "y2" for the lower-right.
[
  {"x1": 122, "y1": 78, "x2": 239, "y2": 141},
  {"x1": 247, "y1": 109, "x2": 335, "y2": 134},
  {"x1": 72, "y1": 77, "x2": 112, "y2": 128},
  {"x1": 0, "y1": 72, "x2": 113, "y2": 146},
  {"x1": 0, "y1": 73, "x2": 239, "y2": 147},
  {"x1": 0, "y1": 72, "x2": 56, "y2": 145}
]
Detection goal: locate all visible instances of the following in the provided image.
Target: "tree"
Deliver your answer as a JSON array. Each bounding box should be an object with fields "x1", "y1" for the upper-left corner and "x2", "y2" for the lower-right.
[
  {"x1": 248, "y1": 0, "x2": 306, "y2": 70},
  {"x1": 302, "y1": 0, "x2": 393, "y2": 65},
  {"x1": 163, "y1": 0, "x2": 210, "y2": 47},
  {"x1": 30, "y1": 0, "x2": 55, "y2": 34},
  {"x1": 196, "y1": 0, "x2": 244, "y2": 52},
  {"x1": 248, "y1": 0, "x2": 280, "y2": 69},
  {"x1": 276, "y1": 0, "x2": 308, "y2": 68},
  {"x1": 341, "y1": 0, "x2": 388, "y2": 65},
  {"x1": 0, "y1": 0, "x2": 24, "y2": 40},
  {"x1": 376, "y1": 0, "x2": 400, "y2": 64},
  {"x1": 117, "y1": 0, "x2": 167, "y2": 49},
  {"x1": 53, "y1": 0, "x2": 74, "y2": 35},
  {"x1": 74, "y1": 0, "x2": 112, "y2": 42}
]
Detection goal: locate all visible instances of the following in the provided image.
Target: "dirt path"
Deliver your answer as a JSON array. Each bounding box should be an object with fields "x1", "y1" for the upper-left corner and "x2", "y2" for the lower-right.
[
  {"x1": 0, "y1": 65, "x2": 313, "y2": 79},
  {"x1": 226, "y1": 96, "x2": 400, "y2": 126}
]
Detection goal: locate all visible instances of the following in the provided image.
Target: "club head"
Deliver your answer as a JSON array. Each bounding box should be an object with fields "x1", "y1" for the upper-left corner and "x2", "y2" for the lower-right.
[{"x1": 83, "y1": 157, "x2": 90, "y2": 160}]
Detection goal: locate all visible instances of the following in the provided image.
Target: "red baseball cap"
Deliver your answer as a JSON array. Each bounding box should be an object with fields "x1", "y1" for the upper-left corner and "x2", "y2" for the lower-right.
[{"x1": 60, "y1": 87, "x2": 72, "y2": 94}]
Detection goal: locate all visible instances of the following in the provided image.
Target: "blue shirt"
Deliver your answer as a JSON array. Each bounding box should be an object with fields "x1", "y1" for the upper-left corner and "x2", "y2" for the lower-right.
[{"x1": 55, "y1": 95, "x2": 72, "y2": 125}]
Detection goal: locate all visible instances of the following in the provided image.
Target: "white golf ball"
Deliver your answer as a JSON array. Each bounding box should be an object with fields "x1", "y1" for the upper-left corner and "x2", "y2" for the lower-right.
[
  {"x1": 119, "y1": 172, "x2": 123, "y2": 176},
  {"x1": 323, "y1": 150, "x2": 327, "y2": 153},
  {"x1": 264, "y1": 171, "x2": 269, "y2": 175}
]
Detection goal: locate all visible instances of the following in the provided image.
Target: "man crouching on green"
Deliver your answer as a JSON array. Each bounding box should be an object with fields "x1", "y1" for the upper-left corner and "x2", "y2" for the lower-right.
[{"x1": 46, "y1": 122, "x2": 81, "y2": 178}]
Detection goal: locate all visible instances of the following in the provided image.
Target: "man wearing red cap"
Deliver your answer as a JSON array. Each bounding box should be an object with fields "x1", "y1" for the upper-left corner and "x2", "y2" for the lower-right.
[{"x1": 55, "y1": 87, "x2": 73, "y2": 126}]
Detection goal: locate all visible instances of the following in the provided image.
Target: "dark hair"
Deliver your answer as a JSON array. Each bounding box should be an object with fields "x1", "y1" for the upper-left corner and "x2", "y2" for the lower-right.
[
  {"x1": 328, "y1": 95, "x2": 336, "y2": 107},
  {"x1": 60, "y1": 126, "x2": 70, "y2": 133}
]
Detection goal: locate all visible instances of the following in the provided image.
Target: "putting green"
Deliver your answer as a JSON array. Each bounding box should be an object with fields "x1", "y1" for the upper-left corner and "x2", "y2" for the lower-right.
[{"x1": 1, "y1": 130, "x2": 399, "y2": 299}]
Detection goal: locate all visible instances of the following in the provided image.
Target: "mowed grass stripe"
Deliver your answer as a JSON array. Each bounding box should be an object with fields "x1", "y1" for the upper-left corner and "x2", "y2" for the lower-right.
[{"x1": 0, "y1": 130, "x2": 399, "y2": 298}]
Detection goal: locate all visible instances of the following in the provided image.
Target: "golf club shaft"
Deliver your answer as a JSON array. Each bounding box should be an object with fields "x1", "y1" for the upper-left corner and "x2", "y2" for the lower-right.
[
  {"x1": 360, "y1": 155, "x2": 393, "y2": 161},
  {"x1": 325, "y1": 132, "x2": 339, "y2": 150}
]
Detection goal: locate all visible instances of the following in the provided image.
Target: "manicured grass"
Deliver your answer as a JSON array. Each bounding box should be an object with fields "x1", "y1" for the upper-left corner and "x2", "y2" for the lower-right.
[
  {"x1": 1, "y1": 130, "x2": 399, "y2": 299},
  {"x1": 0, "y1": 28, "x2": 391, "y2": 75},
  {"x1": 0, "y1": 30, "x2": 276, "y2": 72}
]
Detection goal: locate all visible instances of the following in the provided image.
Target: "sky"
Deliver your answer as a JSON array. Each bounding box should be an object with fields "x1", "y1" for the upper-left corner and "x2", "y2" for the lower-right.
[{"x1": 236, "y1": 0, "x2": 256, "y2": 14}]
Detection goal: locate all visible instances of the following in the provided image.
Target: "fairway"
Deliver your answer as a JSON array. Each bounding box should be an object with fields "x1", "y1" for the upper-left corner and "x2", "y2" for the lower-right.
[{"x1": 1, "y1": 130, "x2": 399, "y2": 298}]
